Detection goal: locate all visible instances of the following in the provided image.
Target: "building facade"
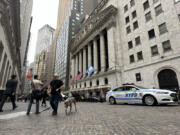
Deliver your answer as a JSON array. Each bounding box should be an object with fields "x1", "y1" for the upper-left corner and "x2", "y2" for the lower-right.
[
  {"x1": 0, "y1": 0, "x2": 21, "y2": 94},
  {"x1": 69, "y1": 0, "x2": 180, "y2": 99},
  {"x1": 34, "y1": 25, "x2": 55, "y2": 82}
]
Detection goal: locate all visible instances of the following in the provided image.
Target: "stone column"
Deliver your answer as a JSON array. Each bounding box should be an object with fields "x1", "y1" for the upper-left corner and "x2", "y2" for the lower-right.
[
  {"x1": 83, "y1": 47, "x2": 86, "y2": 77},
  {"x1": 71, "y1": 58, "x2": 75, "y2": 78},
  {"x1": 100, "y1": 32, "x2": 106, "y2": 72},
  {"x1": 2, "y1": 60, "x2": 9, "y2": 88},
  {"x1": 107, "y1": 27, "x2": 116, "y2": 70},
  {"x1": 0, "y1": 50, "x2": 6, "y2": 73},
  {"x1": 76, "y1": 54, "x2": 79, "y2": 76},
  {"x1": 74, "y1": 55, "x2": 77, "y2": 78},
  {"x1": 93, "y1": 39, "x2": 98, "y2": 74},
  {"x1": 79, "y1": 51, "x2": 82, "y2": 74},
  {"x1": 88, "y1": 43, "x2": 91, "y2": 67}
]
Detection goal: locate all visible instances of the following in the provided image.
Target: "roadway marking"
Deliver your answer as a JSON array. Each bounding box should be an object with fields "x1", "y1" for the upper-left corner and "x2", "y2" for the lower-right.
[{"x1": 0, "y1": 111, "x2": 26, "y2": 120}]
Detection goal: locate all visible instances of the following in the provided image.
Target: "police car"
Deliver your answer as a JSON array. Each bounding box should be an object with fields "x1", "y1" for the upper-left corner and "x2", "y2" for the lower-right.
[{"x1": 106, "y1": 84, "x2": 177, "y2": 106}]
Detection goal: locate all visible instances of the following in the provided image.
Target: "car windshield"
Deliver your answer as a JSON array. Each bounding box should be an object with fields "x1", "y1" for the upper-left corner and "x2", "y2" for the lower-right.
[{"x1": 135, "y1": 85, "x2": 147, "y2": 89}]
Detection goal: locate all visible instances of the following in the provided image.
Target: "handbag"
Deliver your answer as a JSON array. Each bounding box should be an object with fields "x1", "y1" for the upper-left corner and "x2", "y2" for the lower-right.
[{"x1": 32, "y1": 90, "x2": 42, "y2": 100}]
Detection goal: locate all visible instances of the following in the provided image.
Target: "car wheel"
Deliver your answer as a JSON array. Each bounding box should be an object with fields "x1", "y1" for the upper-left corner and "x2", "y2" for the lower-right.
[
  {"x1": 109, "y1": 97, "x2": 116, "y2": 105},
  {"x1": 144, "y1": 95, "x2": 157, "y2": 106}
]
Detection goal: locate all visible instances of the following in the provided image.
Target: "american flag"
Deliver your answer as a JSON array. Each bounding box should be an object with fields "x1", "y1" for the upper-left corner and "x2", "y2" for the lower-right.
[
  {"x1": 76, "y1": 71, "x2": 82, "y2": 81},
  {"x1": 26, "y1": 68, "x2": 33, "y2": 79},
  {"x1": 69, "y1": 75, "x2": 74, "y2": 84}
]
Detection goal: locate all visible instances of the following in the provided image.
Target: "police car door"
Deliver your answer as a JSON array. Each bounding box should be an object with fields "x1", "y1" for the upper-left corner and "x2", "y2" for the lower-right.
[
  {"x1": 124, "y1": 86, "x2": 140, "y2": 104},
  {"x1": 113, "y1": 87, "x2": 124, "y2": 103}
]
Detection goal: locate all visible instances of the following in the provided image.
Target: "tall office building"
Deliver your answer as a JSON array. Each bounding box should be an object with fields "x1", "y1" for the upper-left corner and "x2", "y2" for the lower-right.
[
  {"x1": 69, "y1": 0, "x2": 180, "y2": 99},
  {"x1": 54, "y1": 0, "x2": 101, "y2": 87},
  {"x1": 20, "y1": 0, "x2": 33, "y2": 94},
  {"x1": 34, "y1": 25, "x2": 55, "y2": 81}
]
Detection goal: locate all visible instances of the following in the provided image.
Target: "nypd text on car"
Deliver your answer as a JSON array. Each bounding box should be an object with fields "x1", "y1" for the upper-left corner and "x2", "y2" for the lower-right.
[{"x1": 106, "y1": 84, "x2": 177, "y2": 106}]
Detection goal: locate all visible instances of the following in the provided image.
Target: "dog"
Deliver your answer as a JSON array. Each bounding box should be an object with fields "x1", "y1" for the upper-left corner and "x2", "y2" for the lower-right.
[{"x1": 64, "y1": 97, "x2": 77, "y2": 115}]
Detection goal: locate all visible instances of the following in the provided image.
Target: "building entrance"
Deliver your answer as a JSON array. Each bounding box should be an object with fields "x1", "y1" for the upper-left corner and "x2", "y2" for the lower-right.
[{"x1": 158, "y1": 69, "x2": 179, "y2": 90}]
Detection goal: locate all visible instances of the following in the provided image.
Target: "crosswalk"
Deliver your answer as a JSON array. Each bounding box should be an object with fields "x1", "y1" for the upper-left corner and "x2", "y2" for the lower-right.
[{"x1": 0, "y1": 111, "x2": 26, "y2": 120}]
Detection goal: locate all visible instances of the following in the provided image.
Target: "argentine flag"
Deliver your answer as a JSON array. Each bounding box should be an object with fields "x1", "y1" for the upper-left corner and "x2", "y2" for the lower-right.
[{"x1": 86, "y1": 66, "x2": 95, "y2": 76}]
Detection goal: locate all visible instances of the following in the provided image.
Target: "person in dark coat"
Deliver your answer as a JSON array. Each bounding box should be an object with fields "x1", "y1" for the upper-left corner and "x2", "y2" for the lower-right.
[
  {"x1": 49, "y1": 74, "x2": 64, "y2": 115},
  {"x1": 0, "y1": 75, "x2": 18, "y2": 112}
]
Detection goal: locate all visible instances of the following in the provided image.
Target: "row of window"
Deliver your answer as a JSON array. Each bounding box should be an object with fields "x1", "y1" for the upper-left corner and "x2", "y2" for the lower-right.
[
  {"x1": 72, "y1": 78, "x2": 108, "y2": 89},
  {"x1": 129, "y1": 40, "x2": 172, "y2": 64},
  {"x1": 127, "y1": 22, "x2": 168, "y2": 51}
]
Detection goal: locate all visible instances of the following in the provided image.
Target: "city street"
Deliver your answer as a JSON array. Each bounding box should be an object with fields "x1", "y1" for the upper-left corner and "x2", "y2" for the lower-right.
[{"x1": 0, "y1": 102, "x2": 180, "y2": 135}]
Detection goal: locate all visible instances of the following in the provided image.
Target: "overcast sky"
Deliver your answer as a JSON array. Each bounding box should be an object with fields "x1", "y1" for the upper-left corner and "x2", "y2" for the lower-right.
[{"x1": 27, "y1": 0, "x2": 59, "y2": 64}]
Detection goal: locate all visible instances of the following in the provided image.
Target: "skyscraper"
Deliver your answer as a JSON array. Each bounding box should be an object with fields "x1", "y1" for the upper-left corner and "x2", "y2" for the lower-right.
[
  {"x1": 34, "y1": 25, "x2": 55, "y2": 81},
  {"x1": 54, "y1": 0, "x2": 101, "y2": 88}
]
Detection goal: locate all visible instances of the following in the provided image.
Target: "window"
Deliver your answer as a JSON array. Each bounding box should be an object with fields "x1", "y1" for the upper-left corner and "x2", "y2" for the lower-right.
[
  {"x1": 135, "y1": 36, "x2": 141, "y2": 45},
  {"x1": 125, "y1": 16, "x2": 130, "y2": 24},
  {"x1": 158, "y1": 23, "x2": 168, "y2": 35},
  {"x1": 132, "y1": 10, "x2": 137, "y2": 19},
  {"x1": 133, "y1": 21, "x2": 139, "y2": 30},
  {"x1": 104, "y1": 78, "x2": 108, "y2": 85},
  {"x1": 130, "y1": 0, "x2": 135, "y2": 7},
  {"x1": 130, "y1": 55, "x2": 135, "y2": 63},
  {"x1": 153, "y1": 0, "x2": 159, "y2": 3},
  {"x1": 143, "y1": 1, "x2": 150, "y2": 10},
  {"x1": 136, "y1": 73, "x2": 142, "y2": 81},
  {"x1": 84, "y1": 82, "x2": 86, "y2": 87},
  {"x1": 126, "y1": 26, "x2": 131, "y2": 34},
  {"x1": 162, "y1": 40, "x2": 171, "y2": 52},
  {"x1": 178, "y1": 14, "x2": 180, "y2": 22},
  {"x1": 124, "y1": 86, "x2": 138, "y2": 91},
  {"x1": 145, "y1": 11, "x2": 152, "y2": 22},
  {"x1": 128, "y1": 41, "x2": 133, "y2": 49},
  {"x1": 96, "y1": 80, "x2": 99, "y2": 86},
  {"x1": 113, "y1": 87, "x2": 123, "y2": 92},
  {"x1": 90, "y1": 81, "x2": 92, "y2": 87},
  {"x1": 137, "y1": 51, "x2": 143, "y2": 60},
  {"x1": 151, "y1": 45, "x2": 159, "y2": 56},
  {"x1": 124, "y1": 5, "x2": 128, "y2": 13},
  {"x1": 148, "y1": 29, "x2": 156, "y2": 39},
  {"x1": 155, "y1": 4, "x2": 163, "y2": 16}
]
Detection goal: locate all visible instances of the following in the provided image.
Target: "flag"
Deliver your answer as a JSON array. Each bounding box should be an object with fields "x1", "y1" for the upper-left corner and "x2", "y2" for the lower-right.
[
  {"x1": 76, "y1": 71, "x2": 82, "y2": 81},
  {"x1": 26, "y1": 68, "x2": 33, "y2": 79},
  {"x1": 69, "y1": 75, "x2": 74, "y2": 84},
  {"x1": 86, "y1": 66, "x2": 94, "y2": 76}
]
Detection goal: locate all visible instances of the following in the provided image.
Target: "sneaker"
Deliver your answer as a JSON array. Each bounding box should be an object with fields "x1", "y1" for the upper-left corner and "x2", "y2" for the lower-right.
[
  {"x1": 13, "y1": 106, "x2": 18, "y2": 110},
  {"x1": 35, "y1": 112, "x2": 40, "y2": 115},
  {"x1": 0, "y1": 110, "x2": 3, "y2": 112},
  {"x1": 52, "y1": 111, "x2": 57, "y2": 116}
]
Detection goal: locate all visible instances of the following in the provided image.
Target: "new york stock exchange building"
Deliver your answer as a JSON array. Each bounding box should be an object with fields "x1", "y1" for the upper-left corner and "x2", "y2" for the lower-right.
[{"x1": 69, "y1": 0, "x2": 180, "y2": 99}]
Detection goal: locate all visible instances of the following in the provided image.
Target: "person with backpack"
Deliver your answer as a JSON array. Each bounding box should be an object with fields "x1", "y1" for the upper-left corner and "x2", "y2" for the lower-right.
[
  {"x1": 27, "y1": 75, "x2": 43, "y2": 115},
  {"x1": 49, "y1": 74, "x2": 64, "y2": 115}
]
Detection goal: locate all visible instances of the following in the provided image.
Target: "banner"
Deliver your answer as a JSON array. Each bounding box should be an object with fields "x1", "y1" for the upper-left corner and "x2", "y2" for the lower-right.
[
  {"x1": 86, "y1": 66, "x2": 94, "y2": 76},
  {"x1": 26, "y1": 68, "x2": 33, "y2": 79}
]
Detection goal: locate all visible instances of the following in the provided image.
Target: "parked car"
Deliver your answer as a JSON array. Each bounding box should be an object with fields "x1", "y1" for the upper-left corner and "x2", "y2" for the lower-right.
[{"x1": 106, "y1": 84, "x2": 178, "y2": 106}]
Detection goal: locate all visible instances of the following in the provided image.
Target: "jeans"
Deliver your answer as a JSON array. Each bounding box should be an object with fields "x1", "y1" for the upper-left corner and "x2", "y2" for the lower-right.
[
  {"x1": 0, "y1": 94, "x2": 16, "y2": 110},
  {"x1": 50, "y1": 95, "x2": 60, "y2": 113},
  {"x1": 27, "y1": 94, "x2": 39, "y2": 114}
]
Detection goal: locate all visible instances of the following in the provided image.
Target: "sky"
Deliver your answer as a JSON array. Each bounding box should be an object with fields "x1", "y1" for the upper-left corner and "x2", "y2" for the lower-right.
[{"x1": 27, "y1": 0, "x2": 59, "y2": 64}]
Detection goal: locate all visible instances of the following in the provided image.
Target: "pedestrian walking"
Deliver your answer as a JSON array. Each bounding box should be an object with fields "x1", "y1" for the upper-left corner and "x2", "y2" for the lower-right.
[
  {"x1": 0, "y1": 75, "x2": 18, "y2": 112},
  {"x1": 27, "y1": 75, "x2": 43, "y2": 115},
  {"x1": 41, "y1": 86, "x2": 48, "y2": 107},
  {"x1": 49, "y1": 74, "x2": 64, "y2": 115}
]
